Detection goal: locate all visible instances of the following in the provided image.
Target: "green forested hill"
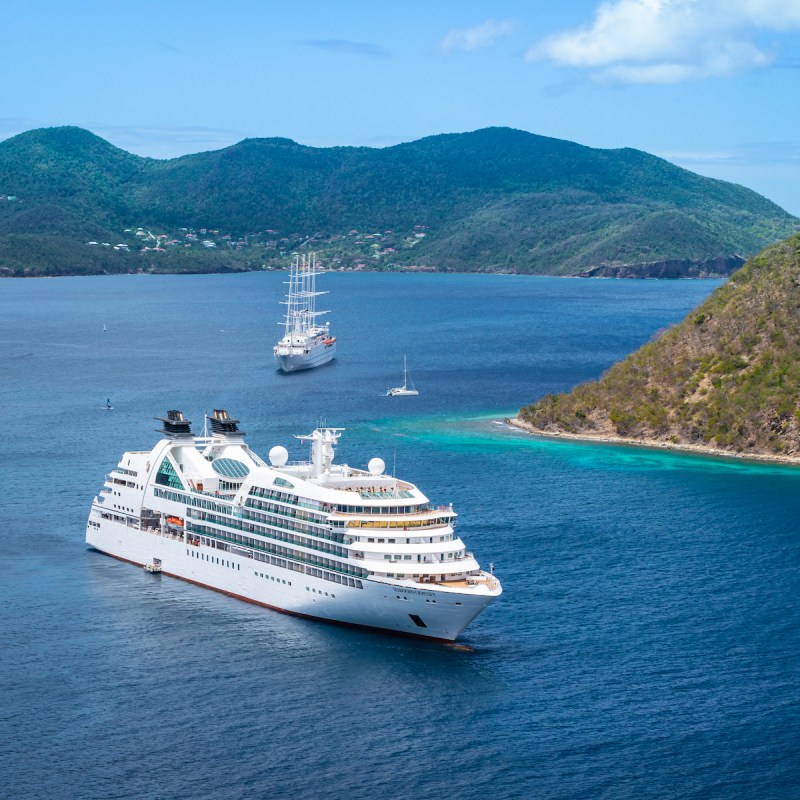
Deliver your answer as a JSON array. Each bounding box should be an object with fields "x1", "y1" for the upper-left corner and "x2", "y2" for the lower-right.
[
  {"x1": 0, "y1": 125, "x2": 797, "y2": 276},
  {"x1": 519, "y1": 233, "x2": 800, "y2": 457}
]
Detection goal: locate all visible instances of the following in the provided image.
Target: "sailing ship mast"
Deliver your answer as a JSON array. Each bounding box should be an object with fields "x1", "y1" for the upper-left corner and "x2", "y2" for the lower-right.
[{"x1": 282, "y1": 253, "x2": 329, "y2": 338}]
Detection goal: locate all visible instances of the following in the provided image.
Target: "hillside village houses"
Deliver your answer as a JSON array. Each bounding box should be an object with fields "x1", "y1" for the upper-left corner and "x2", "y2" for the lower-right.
[{"x1": 79, "y1": 222, "x2": 433, "y2": 270}]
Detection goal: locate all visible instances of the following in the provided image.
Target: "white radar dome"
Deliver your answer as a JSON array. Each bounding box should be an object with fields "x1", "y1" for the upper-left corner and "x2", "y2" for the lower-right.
[
  {"x1": 269, "y1": 445, "x2": 289, "y2": 467},
  {"x1": 368, "y1": 457, "x2": 385, "y2": 476}
]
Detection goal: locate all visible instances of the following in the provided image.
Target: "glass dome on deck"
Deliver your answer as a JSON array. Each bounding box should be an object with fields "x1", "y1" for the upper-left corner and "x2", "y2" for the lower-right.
[{"x1": 210, "y1": 458, "x2": 250, "y2": 479}]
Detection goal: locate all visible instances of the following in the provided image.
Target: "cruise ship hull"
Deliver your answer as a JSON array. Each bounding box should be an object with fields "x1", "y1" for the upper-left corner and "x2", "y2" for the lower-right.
[
  {"x1": 87, "y1": 520, "x2": 493, "y2": 642},
  {"x1": 275, "y1": 341, "x2": 336, "y2": 373}
]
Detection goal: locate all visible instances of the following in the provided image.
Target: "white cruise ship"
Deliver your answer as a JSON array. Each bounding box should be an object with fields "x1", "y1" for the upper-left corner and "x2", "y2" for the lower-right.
[
  {"x1": 274, "y1": 253, "x2": 336, "y2": 372},
  {"x1": 86, "y1": 410, "x2": 501, "y2": 641}
]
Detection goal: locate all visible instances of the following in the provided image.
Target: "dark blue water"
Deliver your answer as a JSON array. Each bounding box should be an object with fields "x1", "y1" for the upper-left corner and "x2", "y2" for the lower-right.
[{"x1": 3, "y1": 272, "x2": 800, "y2": 800}]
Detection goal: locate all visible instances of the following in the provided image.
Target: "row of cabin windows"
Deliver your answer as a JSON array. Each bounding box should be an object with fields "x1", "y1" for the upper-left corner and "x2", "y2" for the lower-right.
[
  {"x1": 255, "y1": 572, "x2": 291, "y2": 586},
  {"x1": 306, "y1": 587, "x2": 335, "y2": 598},
  {"x1": 246, "y1": 496, "x2": 328, "y2": 525},
  {"x1": 187, "y1": 549, "x2": 240, "y2": 570},
  {"x1": 382, "y1": 551, "x2": 464, "y2": 561},
  {"x1": 358, "y1": 534, "x2": 455, "y2": 545},
  {"x1": 250, "y1": 488, "x2": 325, "y2": 516},
  {"x1": 190, "y1": 510, "x2": 348, "y2": 559},
  {"x1": 182, "y1": 531, "x2": 366, "y2": 589},
  {"x1": 383, "y1": 573, "x2": 466, "y2": 586},
  {"x1": 241, "y1": 504, "x2": 335, "y2": 538},
  {"x1": 187, "y1": 522, "x2": 367, "y2": 580},
  {"x1": 100, "y1": 511, "x2": 137, "y2": 525},
  {"x1": 336, "y1": 503, "x2": 424, "y2": 515}
]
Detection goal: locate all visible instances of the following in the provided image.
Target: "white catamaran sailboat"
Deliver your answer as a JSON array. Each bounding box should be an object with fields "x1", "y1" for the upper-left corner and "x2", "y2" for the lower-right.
[
  {"x1": 387, "y1": 356, "x2": 418, "y2": 396},
  {"x1": 274, "y1": 253, "x2": 336, "y2": 372}
]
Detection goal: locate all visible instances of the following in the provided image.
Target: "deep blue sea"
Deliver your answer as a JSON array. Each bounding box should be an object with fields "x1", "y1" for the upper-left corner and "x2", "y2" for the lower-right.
[{"x1": 2, "y1": 272, "x2": 800, "y2": 800}]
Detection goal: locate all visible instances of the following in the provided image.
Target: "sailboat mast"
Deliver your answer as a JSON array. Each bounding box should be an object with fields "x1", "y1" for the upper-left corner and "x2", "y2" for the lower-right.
[{"x1": 309, "y1": 253, "x2": 316, "y2": 322}]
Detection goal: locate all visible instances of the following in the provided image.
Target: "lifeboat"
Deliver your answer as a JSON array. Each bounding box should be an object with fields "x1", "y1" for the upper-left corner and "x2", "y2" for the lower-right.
[
  {"x1": 167, "y1": 516, "x2": 184, "y2": 527},
  {"x1": 323, "y1": 337, "x2": 336, "y2": 345}
]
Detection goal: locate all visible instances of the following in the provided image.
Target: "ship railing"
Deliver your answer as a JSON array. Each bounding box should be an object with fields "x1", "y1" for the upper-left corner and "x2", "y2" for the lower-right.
[
  {"x1": 465, "y1": 572, "x2": 500, "y2": 590},
  {"x1": 196, "y1": 490, "x2": 239, "y2": 500},
  {"x1": 161, "y1": 531, "x2": 183, "y2": 540},
  {"x1": 245, "y1": 492, "x2": 325, "y2": 513},
  {"x1": 140, "y1": 525, "x2": 185, "y2": 540},
  {"x1": 242, "y1": 503, "x2": 330, "y2": 525},
  {"x1": 356, "y1": 490, "x2": 416, "y2": 500},
  {"x1": 335, "y1": 510, "x2": 454, "y2": 524},
  {"x1": 236, "y1": 503, "x2": 326, "y2": 521}
]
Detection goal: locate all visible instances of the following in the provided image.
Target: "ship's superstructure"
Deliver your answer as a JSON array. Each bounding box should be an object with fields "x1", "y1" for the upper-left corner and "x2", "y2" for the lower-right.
[
  {"x1": 86, "y1": 410, "x2": 501, "y2": 641},
  {"x1": 274, "y1": 253, "x2": 336, "y2": 372}
]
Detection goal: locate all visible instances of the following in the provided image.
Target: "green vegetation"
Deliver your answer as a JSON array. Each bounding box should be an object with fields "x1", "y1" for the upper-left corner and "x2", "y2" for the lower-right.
[
  {"x1": 520, "y1": 232, "x2": 800, "y2": 456},
  {"x1": 0, "y1": 125, "x2": 797, "y2": 277}
]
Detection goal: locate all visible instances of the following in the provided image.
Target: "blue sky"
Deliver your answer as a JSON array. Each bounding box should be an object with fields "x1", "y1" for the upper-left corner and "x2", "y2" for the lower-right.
[{"x1": 3, "y1": 0, "x2": 800, "y2": 214}]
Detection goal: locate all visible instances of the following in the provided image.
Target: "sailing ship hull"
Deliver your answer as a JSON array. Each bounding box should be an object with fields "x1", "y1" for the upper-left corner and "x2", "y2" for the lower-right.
[
  {"x1": 86, "y1": 518, "x2": 492, "y2": 641},
  {"x1": 275, "y1": 341, "x2": 336, "y2": 372}
]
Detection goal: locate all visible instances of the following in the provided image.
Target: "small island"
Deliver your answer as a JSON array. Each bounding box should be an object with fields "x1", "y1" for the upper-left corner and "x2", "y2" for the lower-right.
[{"x1": 513, "y1": 232, "x2": 800, "y2": 464}]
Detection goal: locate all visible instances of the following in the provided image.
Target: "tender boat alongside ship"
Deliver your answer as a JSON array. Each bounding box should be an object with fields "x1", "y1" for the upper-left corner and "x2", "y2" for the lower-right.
[
  {"x1": 274, "y1": 253, "x2": 336, "y2": 372},
  {"x1": 86, "y1": 409, "x2": 501, "y2": 641}
]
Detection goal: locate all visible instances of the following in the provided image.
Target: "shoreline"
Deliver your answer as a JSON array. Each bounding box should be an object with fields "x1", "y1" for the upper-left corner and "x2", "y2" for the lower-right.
[
  {"x1": 0, "y1": 266, "x2": 733, "y2": 280},
  {"x1": 505, "y1": 417, "x2": 800, "y2": 467}
]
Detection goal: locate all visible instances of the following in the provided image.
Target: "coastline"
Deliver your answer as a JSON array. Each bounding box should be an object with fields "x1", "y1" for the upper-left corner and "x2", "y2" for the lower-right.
[{"x1": 505, "y1": 416, "x2": 800, "y2": 467}]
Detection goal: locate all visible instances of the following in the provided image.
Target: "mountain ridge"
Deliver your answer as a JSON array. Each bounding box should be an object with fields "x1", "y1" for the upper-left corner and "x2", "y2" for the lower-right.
[{"x1": 0, "y1": 125, "x2": 797, "y2": 277}]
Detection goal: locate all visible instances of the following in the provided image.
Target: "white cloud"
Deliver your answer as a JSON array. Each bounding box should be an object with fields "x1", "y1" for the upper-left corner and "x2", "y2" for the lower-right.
[
  {"x1": 303, "y1": 39, "x2": 392, "y2": 58},
  {"x1": 440, "y1": 20, "x2": 513, "y2": 54},
  {"x1": 661, "y1": 141, "x2": 800, "y2": 166},
  {"x1": 528, "y1": 0, "x2": 800, "y2": 84}
]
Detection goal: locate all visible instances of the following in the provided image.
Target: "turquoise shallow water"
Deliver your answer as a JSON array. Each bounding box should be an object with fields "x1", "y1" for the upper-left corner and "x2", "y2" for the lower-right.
[{"x1": 2, "y1": 272, "x2": 799, "y2": 799}]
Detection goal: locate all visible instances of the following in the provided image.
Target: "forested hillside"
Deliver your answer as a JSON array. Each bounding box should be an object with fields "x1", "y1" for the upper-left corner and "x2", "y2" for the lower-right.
[
  {"x1": 519, "y1": 233, "x2": 800, "y2": 457},
  {"x1": 0, "y1": 126, "x2": 796, "y2": 276}
]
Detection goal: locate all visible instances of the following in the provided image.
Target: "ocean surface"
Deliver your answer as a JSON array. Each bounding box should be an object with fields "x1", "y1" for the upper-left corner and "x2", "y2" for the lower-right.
[{"x1": 2, "y1": 271, "x2": 800, "y2": 800}]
